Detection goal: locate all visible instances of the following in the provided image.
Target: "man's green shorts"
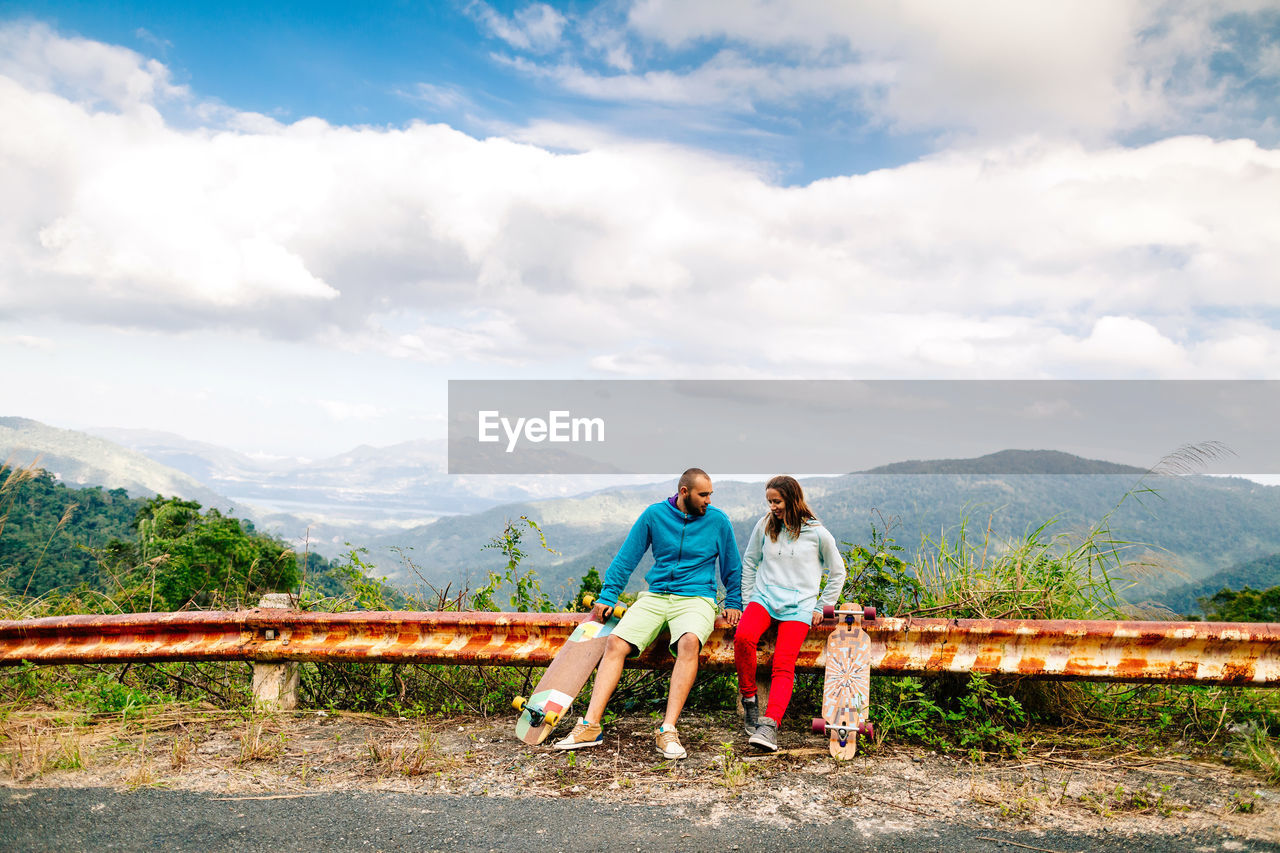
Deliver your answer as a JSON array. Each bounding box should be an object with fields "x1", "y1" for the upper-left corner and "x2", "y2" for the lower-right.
[{"x1": 612, "y1": 591, "x2": 718, "y2": 654}]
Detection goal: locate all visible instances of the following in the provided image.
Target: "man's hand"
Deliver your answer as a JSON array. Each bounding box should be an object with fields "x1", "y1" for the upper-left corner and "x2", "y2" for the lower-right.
[
  {"x1": 591, "y1": 602, "x2": 614, "y2": 623},
  {"x1": 722, "y1": 607, "x2": 742, "y2": 627}
]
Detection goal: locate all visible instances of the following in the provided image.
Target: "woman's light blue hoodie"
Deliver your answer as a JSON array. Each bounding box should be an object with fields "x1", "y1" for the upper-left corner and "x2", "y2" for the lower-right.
[{"x1": 741, "y1": 515, "x2": 847, "y2": 622}]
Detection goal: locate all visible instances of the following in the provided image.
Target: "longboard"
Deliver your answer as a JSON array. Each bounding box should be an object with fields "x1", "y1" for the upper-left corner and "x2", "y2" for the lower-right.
[
  {"x1": 812, "y1": 604, "x2": 875, "y2": 759},
  {"x1": 513, "y1": 601, "x2": 626, "y2": 745}
]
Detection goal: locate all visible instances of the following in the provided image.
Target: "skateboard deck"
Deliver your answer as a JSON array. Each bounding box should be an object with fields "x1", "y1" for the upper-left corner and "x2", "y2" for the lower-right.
[
  {"x1": 513, "y1": 603, "x2": 626, "y2": 745},
  {"x1": 812, "y1": 604, "x2": 874, "y2": 760}
]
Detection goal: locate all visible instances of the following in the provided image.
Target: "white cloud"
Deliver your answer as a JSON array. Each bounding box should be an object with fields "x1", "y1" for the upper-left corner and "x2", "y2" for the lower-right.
[
  {"x1": 1057, "y1": 316, "x2": 1191, "y2": 372},
  {"x1": 0, "y1": 333, "x2": 54, "y2": 351},
  {"x1": 508, "y1": 0, "x2": 1279, "y2": 142},
  {"x1": 1260, "y1": 42, "x2": 1280, "y2": 78},
  {"x1": 499, "y1": 49, "x2": 892, "y2": 110},
  {"x1": 625, "y1": 0, "x2": 1149, "y2": 133},
  {"x1": 3, "y1": 23, "x2": 1280, "y2": 380},
  {"x1": 0, "y1": 21, "x2": 186, "y2": 110},
  {"x1": 467, "y1": 2, "x2": 566, "y2": 53},
  {"x1": 1022, "y1": 399, "x2": 1080, "y2": 420},
  {"x1": 403, "y1": 82, "x2": 472, "y2": 112},
  {"x1": 133, "y1": 28, "x2": 172, "y2": 54},
  {"x1": 317, "y1": 400, "x2": 385, "y2": 421},
  {"x1": 578, "y1": 9, "x2": 636, "y2": 72},
  {"x1": 1190, "y1": 320, "x2": 1280, "y2": 372}
]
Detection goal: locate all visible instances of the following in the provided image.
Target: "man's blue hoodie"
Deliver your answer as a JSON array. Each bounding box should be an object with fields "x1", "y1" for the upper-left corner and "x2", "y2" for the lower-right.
[{"x1": 596, "y1": 495, "x2": 743, "y2": 610}]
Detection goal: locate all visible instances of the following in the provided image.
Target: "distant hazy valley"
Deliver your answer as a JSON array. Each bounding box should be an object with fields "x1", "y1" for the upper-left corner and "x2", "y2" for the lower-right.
[{"x1": 2, "y1": 417, "x2": 647, "y2": 556}]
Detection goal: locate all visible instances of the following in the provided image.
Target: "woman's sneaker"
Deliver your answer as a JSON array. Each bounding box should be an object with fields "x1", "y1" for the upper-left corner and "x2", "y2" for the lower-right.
[
  {"x1": 554, "y1": 718, "x2": 603, "y2": 750},
  {"x1": 655, "y1": 724, "x2": 687, "y2": 759},
  {"x1": 748, "y1": 717, "x2": 778, "y2": 752},
  {"x1": 741, "y1": 695, "x2": 760, "y2": 735}
]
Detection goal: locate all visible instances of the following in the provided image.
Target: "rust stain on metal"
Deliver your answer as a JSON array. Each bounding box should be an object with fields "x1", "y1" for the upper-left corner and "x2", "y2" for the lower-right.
[
  {"x1": 1116, "y1": 657, "x2": 1152, "y2": 679},
  {"x1": 1, "y1": 611, "x2": 1278, "y2": 687},
  {"x1": 1017, "y1": 656, "x2": 1046, "y2": 675}
]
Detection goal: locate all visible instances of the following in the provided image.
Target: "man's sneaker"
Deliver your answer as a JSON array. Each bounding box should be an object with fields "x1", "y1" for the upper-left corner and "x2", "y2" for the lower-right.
[
  {"x1": 554, "y1": 718, "x2": 603, "y2": 750},
  {"x1": 655, "y1": 724, "x2": 688, "y2": 760},
  {"x1": 741, "y1": 695, "x2": 760, "y2": 735},
  {"x1": 748, "y1": 717, "x2": 778, "y2": 752}
]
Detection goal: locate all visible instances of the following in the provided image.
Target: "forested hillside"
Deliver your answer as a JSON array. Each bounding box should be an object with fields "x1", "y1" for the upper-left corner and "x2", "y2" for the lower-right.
[
  {"x1": 1162, "y1": 553, "x2": 1280, "y2": 616},
  {"x1": 0, "y1": 464, "x2": 313, "y2": 610},
  {"x1": 0, "y1": 467, "x2": 142, "y2": 595}
]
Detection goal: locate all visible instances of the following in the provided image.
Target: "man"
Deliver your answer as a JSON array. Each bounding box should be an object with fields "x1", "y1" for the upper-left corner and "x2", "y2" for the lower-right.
[{"x1": 554, "y1": 468, "x2": 743, "y2": 759}]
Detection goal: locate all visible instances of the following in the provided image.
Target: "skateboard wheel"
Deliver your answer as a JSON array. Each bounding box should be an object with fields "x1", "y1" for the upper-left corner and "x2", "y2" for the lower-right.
[
  {"x1": 613, "y1": 602, "x2": 627, "y2": 616},
  {"x1": 582, "y1": 594, "x2": 595, "y2": 609},
  {"x1": 544, "y1": 710, "x2": 561, "y2": 728},
  {"x1": 859, "y1": 721, "x2": 875, "y2": 740},
  {"x1": 811, "y1": 717, "x2": 826, "y2": 735},
  {"x1": 822, "y1": 605, "x2": 835, "y2": 621},
  {"x1": 863, "y1": 605, "x2": 877, "y2": 621},
  {"x1": 512, "y1": 696, "x2": 527, "y2": 712}
]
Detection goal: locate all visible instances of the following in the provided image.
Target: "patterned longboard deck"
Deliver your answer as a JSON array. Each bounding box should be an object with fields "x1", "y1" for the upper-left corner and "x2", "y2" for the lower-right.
[
  {"x1": 818, "y1": 620, "x2": 871, "y2": 760},
  {"x1": 514, "y1": 614, "x2": 622, "y2": 745}
]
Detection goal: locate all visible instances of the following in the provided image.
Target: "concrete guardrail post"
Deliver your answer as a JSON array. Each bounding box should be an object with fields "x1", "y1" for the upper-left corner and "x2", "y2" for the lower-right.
[{"x1": 252, "y1": 592, "x2": 299, "y2": 710}]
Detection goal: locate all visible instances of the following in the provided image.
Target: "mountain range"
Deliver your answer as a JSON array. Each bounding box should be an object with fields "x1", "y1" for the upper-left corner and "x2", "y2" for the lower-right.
[
  {"x1": 6, "y1": 416, "x2": 1280, "y2": 612},
  {"x1": 2, "y1": 418, "x2": 648, "y2": 555},
  {"x1": 1, "y1": 417, "x2": 230, "y2": 510},
  {"x1": 368, "y1": 461, "x2": 1280, "y2": 607}
]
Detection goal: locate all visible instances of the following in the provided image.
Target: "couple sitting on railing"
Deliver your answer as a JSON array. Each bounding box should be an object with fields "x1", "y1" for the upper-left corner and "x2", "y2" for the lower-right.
[{"x1": 552, "y1": 467, "x2": 846, "y2": 758}]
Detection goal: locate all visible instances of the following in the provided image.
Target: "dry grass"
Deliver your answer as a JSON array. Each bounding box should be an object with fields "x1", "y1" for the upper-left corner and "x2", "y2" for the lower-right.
[
  {"x1": 0, "y1": 705, "x2": 225, "y2": 781},
  {"x1": 238, "y1": 716, "x2": 285, "y2": 763},
  {"x1": 123, "y1": 730, "x2": 158, "y2": 789},
  {"x1": 2, "y1": 717, "x2": 89, "y2": 779},
  {"x1": 363, "y1": 728, "x2": 458, "y2": 778},
  {"x1": 386, "y1": 731, "x2": 454, "y2": 777},
  {"x1": 1077, "y1": 780, "x2": 1181, "y2": 818},
  {"x1": 170, "y1": 732, "x2": 195, "y2": 770},
  {"x1": 969, "y1": 777, "x2": 1069, "y2": 823},
  {"x1": 54, "y1": 729, "x2": 84, "y2": 771},
  {"x1": 1240, "y1": 728, "x2": 1280, "y2": 785}
]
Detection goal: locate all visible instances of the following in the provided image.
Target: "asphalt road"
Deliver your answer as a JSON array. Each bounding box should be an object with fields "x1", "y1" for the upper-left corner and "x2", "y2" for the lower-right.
[{"x1": 3, "y1": 787, "x2": 1277, "y2": 853}]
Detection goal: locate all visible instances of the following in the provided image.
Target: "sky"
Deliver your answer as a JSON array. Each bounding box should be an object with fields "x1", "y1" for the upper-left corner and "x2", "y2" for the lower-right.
[{"x1": 1, "y1": 1, "x2": 1279, "y2": 461}]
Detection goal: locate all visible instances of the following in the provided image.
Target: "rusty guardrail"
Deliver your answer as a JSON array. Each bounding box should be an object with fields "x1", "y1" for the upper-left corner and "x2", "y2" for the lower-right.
[{"x1": 2, "y1": 610, "x2": 1278, "y2": 686}]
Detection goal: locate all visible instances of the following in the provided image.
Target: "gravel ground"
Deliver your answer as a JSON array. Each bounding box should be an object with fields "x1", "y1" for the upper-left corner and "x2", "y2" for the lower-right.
[{"x1": 2, "y1": 708, "x2": 1278, "y2": 851}]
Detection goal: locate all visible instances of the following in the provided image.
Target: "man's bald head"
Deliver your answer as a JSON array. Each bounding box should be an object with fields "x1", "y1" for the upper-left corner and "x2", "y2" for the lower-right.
[
  {"x1": 679, "y1": 468, "x2": 709, "y2": 493},
  {"x1": 677, "y1": 468, "x2": 713, "y2": 516}
]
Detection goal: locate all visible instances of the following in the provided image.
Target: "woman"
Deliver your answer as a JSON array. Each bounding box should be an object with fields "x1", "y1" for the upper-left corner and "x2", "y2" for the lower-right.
[{"x1": 734, "y1": 475, "x2": 847, "y2": 751}]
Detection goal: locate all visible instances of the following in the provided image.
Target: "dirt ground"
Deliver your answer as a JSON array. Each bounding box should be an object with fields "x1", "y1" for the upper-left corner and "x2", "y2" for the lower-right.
[{"x1": 3, "y1": 707, "x2": 1278, "y2": 847}]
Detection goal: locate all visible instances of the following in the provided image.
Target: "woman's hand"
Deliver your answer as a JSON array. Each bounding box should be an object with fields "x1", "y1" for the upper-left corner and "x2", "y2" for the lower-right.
[{"x1": 811, "y1": 610, "x2": 823, "y2": 627}]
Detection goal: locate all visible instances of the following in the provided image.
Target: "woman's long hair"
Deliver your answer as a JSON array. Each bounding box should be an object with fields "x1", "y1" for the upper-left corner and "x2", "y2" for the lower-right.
[{"x1": 764, "y1": 475, "x2": 817, "y2": 542}]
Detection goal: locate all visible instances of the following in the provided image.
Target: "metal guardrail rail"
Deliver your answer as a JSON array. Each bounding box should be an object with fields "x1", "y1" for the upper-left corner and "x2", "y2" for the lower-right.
[{"x1": 1, "y1": 610, "x2": 1278, "y2": 685}]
